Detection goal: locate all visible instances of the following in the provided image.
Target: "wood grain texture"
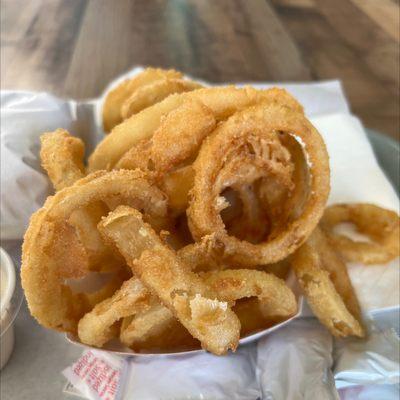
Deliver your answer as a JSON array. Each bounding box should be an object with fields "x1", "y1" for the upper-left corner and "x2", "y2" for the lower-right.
[
  {"x1": 1, "y1": 0, "x2": 399, "y2": 139},
  {"x1": 1, "y1": 0, "x2": 87, "y2": 93},
  {"x1": 273, "y1": 0, "x2": 399, "y2": 139},
  {"x1": 350, "y1": 0, "x2": 400, "y2": 42}
]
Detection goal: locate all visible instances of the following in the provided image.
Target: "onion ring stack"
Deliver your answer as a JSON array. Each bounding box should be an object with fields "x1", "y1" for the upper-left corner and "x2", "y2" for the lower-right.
[
  {"x1": 21, "y1": 67, "x2": 400, "y2": 355},
  {"x1": 89, "y1": 86, "x2": 302, "y2": 172}
]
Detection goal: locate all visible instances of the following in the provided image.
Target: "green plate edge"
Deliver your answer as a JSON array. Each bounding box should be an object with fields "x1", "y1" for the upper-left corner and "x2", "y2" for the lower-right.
[{"x1": 365, "y1": 128, "x2": 399, "y2": 195}]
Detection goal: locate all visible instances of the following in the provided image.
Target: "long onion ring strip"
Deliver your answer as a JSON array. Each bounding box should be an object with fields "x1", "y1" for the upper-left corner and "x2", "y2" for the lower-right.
[{"x1": 291, "y1": 227, "x2": 364, "y2": 338}]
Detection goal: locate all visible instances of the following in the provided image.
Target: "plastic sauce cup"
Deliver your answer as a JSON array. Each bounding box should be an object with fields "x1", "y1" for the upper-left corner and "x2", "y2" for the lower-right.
[{"x1": 0, "y1": 247, "x2": 17, "y2": 370}]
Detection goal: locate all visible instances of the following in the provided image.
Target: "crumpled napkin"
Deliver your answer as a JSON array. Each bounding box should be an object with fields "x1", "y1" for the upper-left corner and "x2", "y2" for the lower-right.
[
  {"x1": 1, "y1": 68, "x2": 399, "y2": 399},
  {"x1": 334, "y1": 327, "x2": 400, "y2": 389}
]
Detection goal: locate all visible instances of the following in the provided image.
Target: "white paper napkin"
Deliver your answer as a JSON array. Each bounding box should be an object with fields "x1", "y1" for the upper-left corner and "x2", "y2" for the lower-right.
[
  {"x1": 257, "y1": 318, "x2": 338, "y2": 400},
  {"x1": 119, "y1": 345, "x2": 260, "y2": 400}
]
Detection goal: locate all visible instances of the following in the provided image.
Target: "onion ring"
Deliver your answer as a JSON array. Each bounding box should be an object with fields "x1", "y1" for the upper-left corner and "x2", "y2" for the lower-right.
[
  {"x1": 102, "y1": 68, "x2": 182, "y2": 132},
  {"x1": 187, "y1": 102, "x2": 330, "y2": 266},
  {"x1": 321, "y1": 203, "x2": 400, "y2": 265},
  {"x1": 21, "y1": 170, "x2": 168, "y2": 333},
  {"x1": 121, "y1": 78, "x2": 202, "y2": 120},
  {"x1": 291, "y1": 227, "x2": 364, "y2": 337},
  {"x1": 98, "y1": 205, "x2": 241, "y2": 355}
]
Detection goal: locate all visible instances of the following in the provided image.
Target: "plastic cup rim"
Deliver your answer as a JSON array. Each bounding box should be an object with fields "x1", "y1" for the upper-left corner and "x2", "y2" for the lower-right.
[{"x1": 0, "y1": 247, "x2": 16, "y2": 316}]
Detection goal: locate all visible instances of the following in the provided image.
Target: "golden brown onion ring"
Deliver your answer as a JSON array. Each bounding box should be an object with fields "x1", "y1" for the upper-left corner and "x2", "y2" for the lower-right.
[
  {"x1": 121, "y1": 78, "x2": 202, "y2": 120},
  {"x1": 188, "y1": 102, "x2": 330, "y2": 266},
  {"x1": 98, "y1": 205, "x2": 241, "y2": 355},
  {"x1": 103, "y1": 68, "x2": 182, "y2": 132},
  {"x1": 291, "y1": 227, "x2": 364, "y2": 337},
  {"x1": 321, "y1": 203, "x2": 400, "y2": 265},
  {"x1": 21, "y1": 170, "x2": 168, "y2": 333}
]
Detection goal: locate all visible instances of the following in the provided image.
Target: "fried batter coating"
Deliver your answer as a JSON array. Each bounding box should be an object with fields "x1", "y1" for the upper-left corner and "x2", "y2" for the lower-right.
[
  {"x1": 121, "y1": 78, "x2": 202, "y2": 120},
  {"x1": 291, "y1": 227, "x2": 364, "y2": 338},
  {"x1": 40, "y1": 129, "x2": 85, "y2": 190}
]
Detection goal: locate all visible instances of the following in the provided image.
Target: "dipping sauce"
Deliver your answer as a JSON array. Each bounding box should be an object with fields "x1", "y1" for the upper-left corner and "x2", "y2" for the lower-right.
[{"x1": 0, "y1": 247, "x2": 17, "y2": 370}]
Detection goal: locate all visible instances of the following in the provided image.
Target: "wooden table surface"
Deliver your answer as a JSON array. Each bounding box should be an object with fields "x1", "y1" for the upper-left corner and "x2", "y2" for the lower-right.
[{"x1": 1, "y1": 0, "x2": 399, "y2": 139}]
